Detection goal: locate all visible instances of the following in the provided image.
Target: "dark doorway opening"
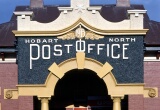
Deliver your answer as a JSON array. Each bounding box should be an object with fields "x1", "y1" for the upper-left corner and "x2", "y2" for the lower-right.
[{"x1": 34, "y1": 69, "x2": 128, "y2": 110}]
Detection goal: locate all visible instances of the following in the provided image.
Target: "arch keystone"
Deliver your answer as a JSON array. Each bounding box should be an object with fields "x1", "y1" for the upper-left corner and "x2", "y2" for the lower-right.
[
  {"x1": 76, "y1": 52, "x2": 85, "y2": 69},
  {"x1": 48, "y1": 63, "x2": 64, "y2": 79},
  {"x1": 98, "y1": 62, "x2": 113, "y2": 78}
]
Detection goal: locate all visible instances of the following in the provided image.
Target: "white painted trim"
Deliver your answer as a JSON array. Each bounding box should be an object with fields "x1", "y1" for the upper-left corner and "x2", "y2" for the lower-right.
[
  {"x1": 144, "y1": 57, "x2": 157, "y2": 60},
  {"x1": 144, "y1": 60, "x2": 160, "y2": 62},
  {"x1": 127, "y1": 10, "x2": 147, "y2": 14},
  {"x1": 58, "y1": 7, "x2": 73, "y2": 14},
  {"x1": 87, "y1": 6, "x2": 101, "y2": 11},
  {"x1": 14, "y1": 11, "x2": 33, "y2": 16},
  {"x1": 87, "y1": 6, "x2": 102, "y2": 14},
  {"x1": 0, "y1": 58, "x2": 16, "y2": 63},
  {"x1": 58, "y1": 7, "x2": 73, "y2": 11},
  {"x1": 144, "y1": 57, "x2": 160, "y2": 62}
]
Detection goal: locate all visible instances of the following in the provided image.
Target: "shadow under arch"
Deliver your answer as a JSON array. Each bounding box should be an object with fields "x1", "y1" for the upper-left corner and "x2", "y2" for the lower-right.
[{"x1": 49, "y1": 69, "x2": 112, "y2": 110}]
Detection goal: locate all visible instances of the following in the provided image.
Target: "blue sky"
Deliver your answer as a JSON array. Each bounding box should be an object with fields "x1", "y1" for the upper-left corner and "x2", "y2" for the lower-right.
[{"x1": 0, "y1": 0, "x2": 160, "y2": 24}]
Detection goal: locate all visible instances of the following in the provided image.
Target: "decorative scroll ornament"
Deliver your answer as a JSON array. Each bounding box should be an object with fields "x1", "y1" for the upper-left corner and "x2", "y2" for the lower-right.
[
  {"x1": 148, "y1": 88, "x2": 156, "y2": 98},
  {"x1": 5, "y1": 90, "x2": 13, "y2": 99},
  {"x1": 57, "y1": 26, "x2": 104, "y2": 40}
]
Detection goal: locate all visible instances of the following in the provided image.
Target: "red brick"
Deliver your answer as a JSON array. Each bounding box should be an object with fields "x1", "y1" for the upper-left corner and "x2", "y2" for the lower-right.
[
  {"x1": 18, "y1": 96, "x2": 33, "y2": 110},
  {"x1": 143, "y1": 62, "x2": 160, "y2": 110},
  {"x1": 0, "y1": 63, "x2": 33, "y2": 110},
  {"x1": 129, "y1": 95, "x2": 144, "y2": 110}
]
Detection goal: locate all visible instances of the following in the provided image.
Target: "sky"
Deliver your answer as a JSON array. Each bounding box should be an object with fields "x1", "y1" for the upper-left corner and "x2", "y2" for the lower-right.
[{"x1": 0, "y1": 0, "x2": 160, "y2": 24}]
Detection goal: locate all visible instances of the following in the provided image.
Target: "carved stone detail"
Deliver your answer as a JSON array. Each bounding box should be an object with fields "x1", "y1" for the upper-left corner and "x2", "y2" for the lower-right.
[
  {"x1": 148, "y1": 88, "x2": 156, "y2": 98},
  {"x1": 75, "y1": 26, "x2": 86, "y2": 39},
  {"x1": 57, "y1": 32, "x2": 75, "y2": 40},
  {"x1": 5, "y1": 90, "x2": 13, "y2": 99},
  {"x1": 57, "y1": 26, "x2": 104, "y2": 40},
  {"x1": 85, "y1": 31, "x2": 104, "y2": 40}
]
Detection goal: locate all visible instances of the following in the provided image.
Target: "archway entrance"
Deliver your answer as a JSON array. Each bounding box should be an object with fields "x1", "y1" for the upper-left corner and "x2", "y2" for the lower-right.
[
  {"x1": 34, "y1": 69, "x2": 128, "y2": 110},
  {"x1": 5, "y1": 55, "x2": 155, "y2": 110},
  {"x1": 53, "y1": 69, "x2": 109, "y2": 109}
]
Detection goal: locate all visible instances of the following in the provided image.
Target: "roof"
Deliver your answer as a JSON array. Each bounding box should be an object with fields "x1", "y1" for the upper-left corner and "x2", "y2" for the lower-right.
[
  {"x1": 144, "y1": 20, "x2": 160, "y2": 46},
  {"x1": 0, "y1": 5, "x2": 160, "y2": 47},
  {"x1": 0, "y1": 21, "x2": 17, "y2": 47}
]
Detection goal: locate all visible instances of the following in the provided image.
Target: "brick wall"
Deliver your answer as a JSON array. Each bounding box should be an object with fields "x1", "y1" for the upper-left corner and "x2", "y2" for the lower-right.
[
  {"x1": 129, "y1": 62, "x2": 160, "y2": 110},
  {"x1": 144, "y1": 62, "x2": 160, "y2": 110},
  {"x1": 0, "y1": 63, "x2": 33, "y2": 110},
  {"x1": 129, "y1": 95, "x2": 144, "y2": 110}
]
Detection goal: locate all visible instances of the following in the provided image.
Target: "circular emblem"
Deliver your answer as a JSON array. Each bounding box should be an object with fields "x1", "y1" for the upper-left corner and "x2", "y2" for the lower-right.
[
  {"x1": 75, "y1": 26, "x2": 86, "y2": 39},
  {"x1": 148, "y1": 88, "x2": 156, "y2": 98},
  {"x1": 5, "y1": 90, "x2": 13, "y2": 99}
]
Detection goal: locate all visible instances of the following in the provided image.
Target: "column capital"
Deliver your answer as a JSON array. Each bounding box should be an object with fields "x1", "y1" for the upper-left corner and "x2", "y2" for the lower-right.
[
  {"x1": 112, "y1": 97, "x2": 121, "y2": 103},
  {"x1": 38, "y1": 97, "x2": 51, "y2": 100},
  {"x1": 111, "y1": 96, "x2": 123, "y2": 110},
  {"x1": 38, "y1": 97, "x2": 51, "y2": 102},
  {"x1": 111, "y1": 95, "x2": 124, "y2": 100}
]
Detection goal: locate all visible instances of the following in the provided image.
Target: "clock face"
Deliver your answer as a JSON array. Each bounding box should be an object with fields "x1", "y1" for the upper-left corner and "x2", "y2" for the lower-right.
[{"x1": 75, "y1": 27, "x2": 86, "y2": 39}]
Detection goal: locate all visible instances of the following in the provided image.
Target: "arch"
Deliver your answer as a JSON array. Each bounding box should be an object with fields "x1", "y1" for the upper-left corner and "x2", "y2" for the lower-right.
[
  {"x1": 46, "y1": 52, "x2": 151, "y2": 98},
  {"x1": 47, "y1": 52, "x2": 116, "y2": 97}
]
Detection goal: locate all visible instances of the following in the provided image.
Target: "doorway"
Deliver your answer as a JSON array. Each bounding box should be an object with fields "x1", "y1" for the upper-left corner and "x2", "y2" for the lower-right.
[{"x1": 34, "y1": 69, "x2": 128, "y2": 110}]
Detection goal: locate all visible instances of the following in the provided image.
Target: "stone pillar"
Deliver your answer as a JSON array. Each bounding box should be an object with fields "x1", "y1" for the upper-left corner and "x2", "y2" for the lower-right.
[
  {"x1": 39, "y1": 97, "x2": 50, "y2": 110},
  {"x1": 112, "y1": 97, "x2": 123, "y2": 110}
]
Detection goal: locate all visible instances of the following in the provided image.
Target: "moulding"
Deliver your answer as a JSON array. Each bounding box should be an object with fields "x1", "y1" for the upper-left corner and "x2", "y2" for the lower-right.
[
  {"x1": 14, "y1": 11, "x2": 33, "y2": 16},
  {"x1": 144, "y1": 57, "x2": 160, "y2": 62},
  {"x1": 127, "y1": 10, "x2": 147, "y2": 14},
  {"x1": 58, "y1": 7, "x2": 73, "y2": 11},
  {"x1": 13, "y1": 29, "x2": 149, "y2": 37},
  {"x1": 58, "y1": 7, "x2": 73, "y2": 14},
  {"x1": 87, "y1": 6, "x2": 101, "y2": 11},
  {"x1": 0, "y1": 58, "x2": 16, "y2": 63}
]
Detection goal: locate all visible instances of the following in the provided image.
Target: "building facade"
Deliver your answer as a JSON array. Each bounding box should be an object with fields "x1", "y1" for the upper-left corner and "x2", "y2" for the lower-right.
[{"x1": 0, "y1": 0, "x2": 160, "y2": 110}]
